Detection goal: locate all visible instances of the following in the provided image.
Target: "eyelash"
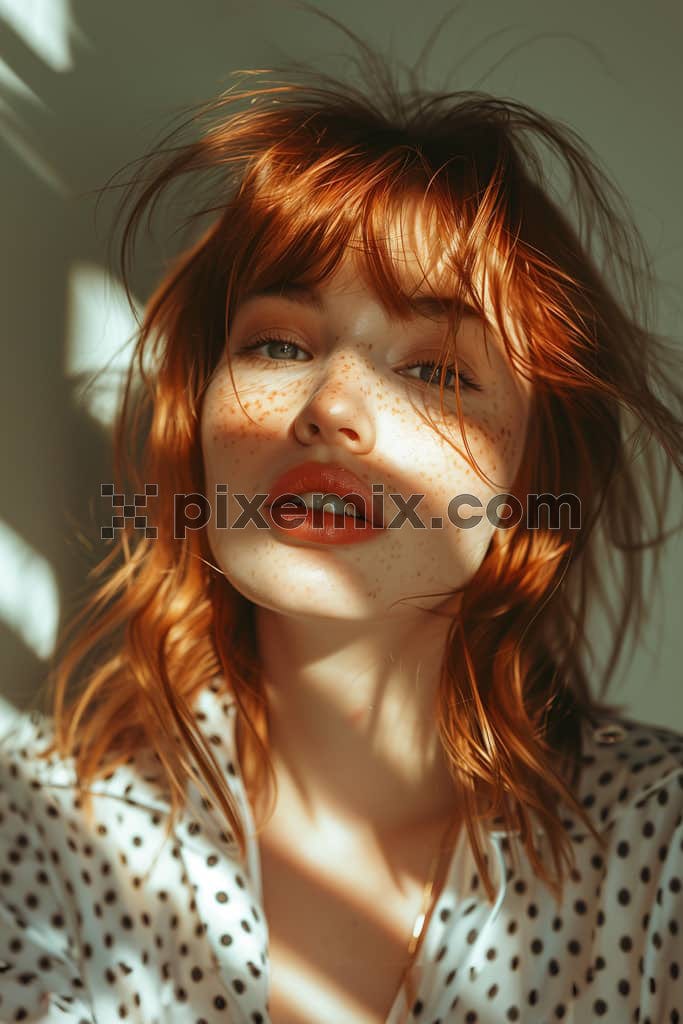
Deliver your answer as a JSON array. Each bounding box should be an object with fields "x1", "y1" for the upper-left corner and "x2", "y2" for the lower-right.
[{"x1": 237, "y1": 334, "x2": 483, "y2": 392}]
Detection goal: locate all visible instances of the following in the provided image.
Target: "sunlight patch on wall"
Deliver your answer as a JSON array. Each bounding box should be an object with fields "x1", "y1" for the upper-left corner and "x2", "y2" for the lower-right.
[
  {"x1": 0, "y1": 56, "x2": 69, "y2": 194},
  {"x1": 0, "y1": 520, "x2": 59, "y2": 661},
  {"x1": 0, "y1": 52, "x2": 42, "y2": 102},
  {"x1": 65, "y1": 261, "x2": 142, "y2": 429},
  {"x1": 0, "y1": 0, "x2": 74, "y2": 72}
]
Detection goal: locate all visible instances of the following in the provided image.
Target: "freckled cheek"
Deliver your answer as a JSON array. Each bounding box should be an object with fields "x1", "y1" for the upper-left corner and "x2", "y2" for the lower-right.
[
  {"x1": 460, "y1": 386, "x2": 528, "y2": 481},
  {"x1": 495, "y1": 396, "x2": 529, "y2": 479},
  {"x1": 473, "y1": 421, "x2": 523, "y2": 473},
  {"x1": 423, "y1": 410, "x2": 526, "y2": 501},
  {"x1": 202, "y1": 379, "x2": 297, "y2": 446}
]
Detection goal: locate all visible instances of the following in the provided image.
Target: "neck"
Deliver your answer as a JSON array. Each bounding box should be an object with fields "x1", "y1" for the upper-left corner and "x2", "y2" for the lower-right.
[{"x1": 252, "y1": 596, "x2": 462, "y2": 838}]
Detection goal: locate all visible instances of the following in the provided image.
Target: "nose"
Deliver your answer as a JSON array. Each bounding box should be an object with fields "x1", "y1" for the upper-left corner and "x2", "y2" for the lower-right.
[{"x1": 293, "y1": 359, "x2": 376, "y2": 453}]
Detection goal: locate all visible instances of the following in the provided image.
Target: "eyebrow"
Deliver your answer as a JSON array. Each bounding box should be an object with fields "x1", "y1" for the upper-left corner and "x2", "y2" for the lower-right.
[{"x1": 238, "y1": 283, "x2": 483, "y2": 322}]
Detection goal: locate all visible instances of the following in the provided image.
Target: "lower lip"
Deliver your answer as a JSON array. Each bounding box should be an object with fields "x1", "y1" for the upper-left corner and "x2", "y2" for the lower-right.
[{"x1": 264, "y1": 505, "x2": 386, "y2": 545}]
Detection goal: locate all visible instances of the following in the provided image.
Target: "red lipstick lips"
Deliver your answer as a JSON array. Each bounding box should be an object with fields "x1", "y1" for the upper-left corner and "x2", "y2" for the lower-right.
[{"x1": 264, "y1": 460, "x2": 386, "y2": 545}]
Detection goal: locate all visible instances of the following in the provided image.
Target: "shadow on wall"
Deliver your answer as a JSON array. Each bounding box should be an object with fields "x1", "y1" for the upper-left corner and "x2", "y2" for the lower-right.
[
  {"x1": 2, "y1": 0, "x2": 446, "y2": 712},
  {"x1": 0, "y1": 0, "x2": 290, "y2": 711}
]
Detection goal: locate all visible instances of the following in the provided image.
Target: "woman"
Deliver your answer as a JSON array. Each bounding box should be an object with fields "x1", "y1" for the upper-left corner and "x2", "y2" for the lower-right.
[{"x1": 1, "y1": 38, "x2": 682, "y2": 1024}]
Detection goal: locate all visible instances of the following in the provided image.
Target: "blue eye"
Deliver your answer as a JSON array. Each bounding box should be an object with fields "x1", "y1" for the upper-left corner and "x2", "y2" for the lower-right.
[{"x1": 237, "y1": 335, "x2": 482, "y2": 392}]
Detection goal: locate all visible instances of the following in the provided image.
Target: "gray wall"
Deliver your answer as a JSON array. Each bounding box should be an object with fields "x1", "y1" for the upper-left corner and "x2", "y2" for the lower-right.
[{"x1": 1, "y1": 0, "x2": 681, "y2": 726}]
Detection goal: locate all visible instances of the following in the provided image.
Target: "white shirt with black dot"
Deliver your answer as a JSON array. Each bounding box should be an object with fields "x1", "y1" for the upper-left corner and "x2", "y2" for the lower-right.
[{"x1": 1, "y1": 679, "x2": 682, "y2": 1023}]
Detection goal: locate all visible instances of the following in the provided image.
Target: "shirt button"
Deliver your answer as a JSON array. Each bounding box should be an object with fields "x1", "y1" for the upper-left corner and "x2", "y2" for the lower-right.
[{"x1": 593, "y1": 723, "x2": 627, "y2": 744}]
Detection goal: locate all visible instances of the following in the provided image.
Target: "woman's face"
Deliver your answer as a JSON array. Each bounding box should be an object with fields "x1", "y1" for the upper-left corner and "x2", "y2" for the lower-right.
[{"x1": 200, "y1": 245, "x2": 531, "y2": 623}]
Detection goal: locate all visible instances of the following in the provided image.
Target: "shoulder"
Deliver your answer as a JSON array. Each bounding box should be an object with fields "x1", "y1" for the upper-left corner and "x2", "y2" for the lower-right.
[
  {"x1": 0, "y1": 708, "x2": 98, "y2": 1018},
  {"x1": 566, "y1": 711, "x2": 683, "y2": 839},
  {"x1": 0, "y1": 670, "x2": 239, "y2": 793},
  {"x1": 564, "y1": 714, "x2": 683, "y2": 1019},
  {"x1": 0, "y1": 683, "x2": 257, "y2": 1022},
  {"x1": 496, "y1": 710, "x2": 683, "y2": 883},
  {"x1": 0, "y1": 703, "x2": 172, "y2": 818},
  {"x1": 0, "y1": 703, "x2": 175, "y2": 900},
  {"x1": 480, "y1": 713, "x2": 683, "y2": 1020},
  {"x1": 0, "y1": 705, "x2": 82, "y2": 849},
  {"x1": 0, "y1": 679, "x2": 243, "y2": 874}
]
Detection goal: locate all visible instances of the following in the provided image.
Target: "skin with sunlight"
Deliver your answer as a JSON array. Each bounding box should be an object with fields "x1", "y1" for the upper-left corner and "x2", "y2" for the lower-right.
[
  {"x1": 201, "y1": 217, "x2": 531, "y2": 630},
  {"x1": 200, "y1": 211, "x2": 532, "y2": 1022}
]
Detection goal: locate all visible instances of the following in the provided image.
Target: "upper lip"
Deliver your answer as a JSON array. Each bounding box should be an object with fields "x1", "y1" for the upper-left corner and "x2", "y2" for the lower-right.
[{"x1": 265, "y1": 460, "x2": 385, "y2": 528}]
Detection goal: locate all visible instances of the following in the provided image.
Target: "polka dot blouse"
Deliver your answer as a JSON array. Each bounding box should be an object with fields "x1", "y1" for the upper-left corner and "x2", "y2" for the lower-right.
[{"x1": 1, "y1": 679, "x2": 682, "y2": 1023}]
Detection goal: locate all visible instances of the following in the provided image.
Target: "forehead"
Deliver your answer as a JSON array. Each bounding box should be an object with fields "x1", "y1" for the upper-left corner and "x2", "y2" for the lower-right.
[
  {"x1": 350, "y1": 197, "x2": 460, "y2": 299},
  {"x1": 240, "y1": 258, "x2": 475, "y2": 317},
  {"x1": 233, "y1": 195, "x2": 532, "y2": 393},
  {"x1": 239, "y1": 212, "x2": 473, "y2": 323},
  {"x1": 236, "y1": 195, "x2": 462, "y2": 312}
]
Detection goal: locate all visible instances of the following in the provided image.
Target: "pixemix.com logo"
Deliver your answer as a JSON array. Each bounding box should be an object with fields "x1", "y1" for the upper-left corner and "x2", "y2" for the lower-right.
[
  {"x1": 100, "y1": 483, "x2": 159, "y2": 539},
  {"x1": 101, "y1": 484, "x2": 581, "y2": 540}
]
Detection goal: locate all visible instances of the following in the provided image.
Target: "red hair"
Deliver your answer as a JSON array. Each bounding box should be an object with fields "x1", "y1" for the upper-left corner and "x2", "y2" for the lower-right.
[{"x1": 37, "y1": 45, "x2": 682, "y2": 909}]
